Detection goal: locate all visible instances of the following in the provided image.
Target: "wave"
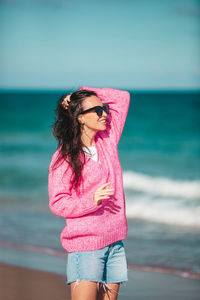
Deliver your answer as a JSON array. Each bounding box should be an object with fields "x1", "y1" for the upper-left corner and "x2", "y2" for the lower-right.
[
  {"x1": 123, "y1": 171, "x2": 200, "y2": 227},
  {"x1": 125, "y1": 194, "x2": 200, "y2": 228},
  {"x1": 123, "y1": 171, "x2": 200, "y2": 199}
]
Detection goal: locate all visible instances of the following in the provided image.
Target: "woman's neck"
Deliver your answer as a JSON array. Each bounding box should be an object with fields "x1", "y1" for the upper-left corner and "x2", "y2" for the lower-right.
[{"x1": 81, "y1": 128, "x2": 96, "y2": 147}]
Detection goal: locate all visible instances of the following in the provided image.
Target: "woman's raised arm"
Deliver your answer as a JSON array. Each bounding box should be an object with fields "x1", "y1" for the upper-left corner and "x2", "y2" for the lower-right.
[{"x1": 80, "y1": 86, "x2": 130, "y2": 144}]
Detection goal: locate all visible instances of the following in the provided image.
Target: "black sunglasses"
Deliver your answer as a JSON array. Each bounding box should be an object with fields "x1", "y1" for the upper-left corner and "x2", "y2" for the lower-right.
[{"x1": 80, "y1": 103, "x2": 110, "y2": 117}]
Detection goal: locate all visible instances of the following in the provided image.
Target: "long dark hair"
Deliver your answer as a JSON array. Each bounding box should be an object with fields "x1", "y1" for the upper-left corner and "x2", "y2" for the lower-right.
[{"x1": 51, "y1": 89, "x2": 98, "y2": 190}]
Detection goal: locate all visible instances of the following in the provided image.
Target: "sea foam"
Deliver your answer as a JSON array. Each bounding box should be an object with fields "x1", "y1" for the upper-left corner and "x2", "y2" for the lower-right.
[
  {"x1": 123, "y1": 171, "x2": 200, "y2": 199},
  {"x1": 123, "y1": 171, "x2": 200, "y2": 227}
]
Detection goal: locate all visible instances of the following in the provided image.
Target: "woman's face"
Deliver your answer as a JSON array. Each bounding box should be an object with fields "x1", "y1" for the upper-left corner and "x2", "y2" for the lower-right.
[{"x1": 78, "y1": 95, "x2": 108, "y2": 133}]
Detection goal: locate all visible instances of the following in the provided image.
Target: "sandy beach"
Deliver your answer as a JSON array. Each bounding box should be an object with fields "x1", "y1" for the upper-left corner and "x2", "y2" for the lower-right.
[
  {"x1": 1, "y1": 262, "x2": 200, "y2": 300},
  {"x1": 0, "y1": 262, "x2": 69, "y2": 300}
]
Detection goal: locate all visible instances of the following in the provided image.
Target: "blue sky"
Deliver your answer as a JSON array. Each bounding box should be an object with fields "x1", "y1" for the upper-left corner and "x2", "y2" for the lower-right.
[{"x1": 0, "y1": 0, "x2": 199, "y2": 90}]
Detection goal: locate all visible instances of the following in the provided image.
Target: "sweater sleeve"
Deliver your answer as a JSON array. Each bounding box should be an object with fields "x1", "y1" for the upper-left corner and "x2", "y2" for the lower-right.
[
  {"x1": 48, "y1": 153, "x2": 103, "y2": 219},
  {"x1": 80, "y1": 86, "x2": 130, "y2": 144}
]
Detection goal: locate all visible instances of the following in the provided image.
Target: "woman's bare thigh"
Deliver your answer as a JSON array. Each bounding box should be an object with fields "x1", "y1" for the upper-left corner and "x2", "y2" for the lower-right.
[
  {"x1": 70, "y1": 280, "x2": 98, "y2": 300},
  {"x1": 97, "y1": 282, "x2": 120, "y2": 300}
]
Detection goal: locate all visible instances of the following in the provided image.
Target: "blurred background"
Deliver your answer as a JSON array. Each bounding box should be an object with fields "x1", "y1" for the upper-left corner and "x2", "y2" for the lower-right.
[{"x1": 0, "y1": 0, "x2": 200, "y2": 280}]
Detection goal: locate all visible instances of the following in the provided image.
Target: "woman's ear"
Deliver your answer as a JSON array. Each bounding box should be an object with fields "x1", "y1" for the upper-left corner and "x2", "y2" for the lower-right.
[{"x1": 77, "y1": 115, "x2": 84, "y2": 125}]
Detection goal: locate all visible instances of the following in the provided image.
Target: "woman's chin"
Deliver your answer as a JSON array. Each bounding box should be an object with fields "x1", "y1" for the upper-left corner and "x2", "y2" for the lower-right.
[{"x1": 99, "y1": 123, "x2": 107, "y2": 131}]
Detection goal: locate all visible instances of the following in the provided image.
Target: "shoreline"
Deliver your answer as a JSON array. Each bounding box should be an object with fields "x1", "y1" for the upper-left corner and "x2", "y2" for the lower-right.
[
  {"x1": 1, "y1": 262, "x2": 200, "y2": 300},
  {"x1": 0, "y1": 240, "x2": 199, "y2": 281}
]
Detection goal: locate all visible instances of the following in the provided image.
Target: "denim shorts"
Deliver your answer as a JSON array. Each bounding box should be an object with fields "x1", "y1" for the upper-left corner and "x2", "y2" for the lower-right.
[{"x1": 66, "y1": 240, "x2": 128, "y2": 293}]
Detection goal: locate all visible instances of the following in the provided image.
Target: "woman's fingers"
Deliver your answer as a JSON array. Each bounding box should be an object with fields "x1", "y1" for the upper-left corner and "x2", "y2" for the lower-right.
[
  {"x1": 95, "y1": 199, "x2": 102, "y2": 205},
  {"x1": 62, "y1": 93, "x2": 72, "y2": 109},
  {"x1": 94, "y1": 182, "x2": 115, "y2": 205},
  {"x1": 94, "y1": 195, "x2": 110, "y2": 205},
  {"x1": 95, "y1": 192, "x2": 114, "y2": 198},
  {"x1": 97, "y1": 195, "x2": 110, "y2": 200},
  {"x1": 96, "y1": 182, "x2": 111, "y2": 191},
  {"x1": 95, "y1": 189, "x2": 114, "y2": 194},
  {"x1": 96, "y1": 183, "x2": 114, "y2": 192},
  {"x1": 62, "y1": 100, "x2": 69, "y2": 108}
]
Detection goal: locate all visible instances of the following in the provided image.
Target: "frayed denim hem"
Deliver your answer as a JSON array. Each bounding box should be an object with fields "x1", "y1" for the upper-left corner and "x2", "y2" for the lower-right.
[{"x1": 66, "y1": 278, "x2": 128, "y2": 296}]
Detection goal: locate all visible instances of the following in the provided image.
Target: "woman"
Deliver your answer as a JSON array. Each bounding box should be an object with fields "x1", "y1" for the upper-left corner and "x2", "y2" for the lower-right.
[{"x1": 48, "y1": 86, "x2": 130, "y2": 300}]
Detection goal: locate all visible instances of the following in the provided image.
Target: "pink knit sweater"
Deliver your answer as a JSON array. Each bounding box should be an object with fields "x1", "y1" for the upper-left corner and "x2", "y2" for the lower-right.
[{"x1": 48, "y1": 87, "x2": 130, "y2": 253}]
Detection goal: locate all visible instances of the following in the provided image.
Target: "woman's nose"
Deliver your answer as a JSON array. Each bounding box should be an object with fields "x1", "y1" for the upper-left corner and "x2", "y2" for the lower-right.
[{"x1": 102, "y1": 110, "x2": 107, "y2": 117}]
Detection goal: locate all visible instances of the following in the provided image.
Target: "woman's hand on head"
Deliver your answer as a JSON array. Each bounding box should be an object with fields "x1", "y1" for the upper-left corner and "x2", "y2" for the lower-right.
[
  {"x1": 94, "y1": 182, "x2": 114, "y2": 206},
  {"x1": 62, "y1": 93, "x2": 72, "y2": 110}
]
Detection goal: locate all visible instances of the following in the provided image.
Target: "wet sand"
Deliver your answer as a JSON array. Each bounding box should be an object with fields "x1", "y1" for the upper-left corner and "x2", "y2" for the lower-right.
[
  {"x1": 1, "y1": 262, "x2": 200, "y2": 300},
  {"x1": 0, "y1": 262, "x2": 70, "y2": 300}
]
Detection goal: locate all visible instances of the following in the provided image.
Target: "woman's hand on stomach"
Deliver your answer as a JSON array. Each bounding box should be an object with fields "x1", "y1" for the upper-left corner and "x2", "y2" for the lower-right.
[{"x1": 94, "y1": 182, "x2": 114, "y2": 206}]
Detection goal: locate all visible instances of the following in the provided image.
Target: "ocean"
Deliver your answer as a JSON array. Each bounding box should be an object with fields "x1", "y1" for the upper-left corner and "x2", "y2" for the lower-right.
[{"x1": 0, "y1": 90, "x2": 200, "y2": 278}]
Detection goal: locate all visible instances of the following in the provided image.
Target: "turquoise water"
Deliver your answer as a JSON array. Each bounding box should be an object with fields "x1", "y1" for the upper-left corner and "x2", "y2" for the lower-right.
[{"x1": 0, "y1": 90, "x2": 200, "y2": 275}]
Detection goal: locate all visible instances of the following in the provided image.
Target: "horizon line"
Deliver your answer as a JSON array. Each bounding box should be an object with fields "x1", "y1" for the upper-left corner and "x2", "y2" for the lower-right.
[{"x1": 0, "y1": 88, "x2": 200, "y2": 93}]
